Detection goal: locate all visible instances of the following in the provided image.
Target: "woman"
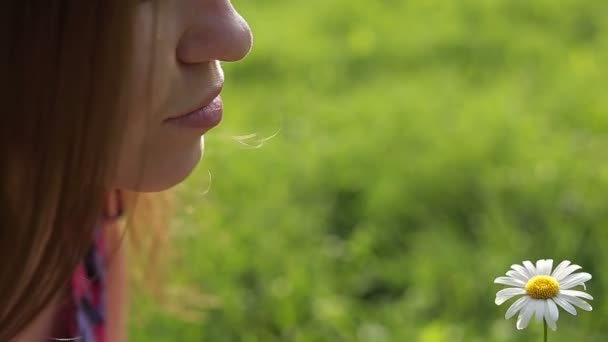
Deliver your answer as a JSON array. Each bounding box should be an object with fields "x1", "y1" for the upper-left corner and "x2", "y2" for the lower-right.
[{"x1": 0, "y1": 0, "x2": 252, "y2": 340}]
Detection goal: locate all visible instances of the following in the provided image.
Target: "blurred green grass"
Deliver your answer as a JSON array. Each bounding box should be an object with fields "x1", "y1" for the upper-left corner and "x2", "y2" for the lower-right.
[{"x1": 131, "y1": 1, "x2": 608, "y2": 341}]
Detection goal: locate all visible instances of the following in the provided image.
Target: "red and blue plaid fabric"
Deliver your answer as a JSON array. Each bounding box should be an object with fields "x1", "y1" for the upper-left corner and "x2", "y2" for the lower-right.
[
  {"x1": 64, "y1": 224, "x2": 108, "y2": 341},
  {"x1": 53, "y1": 190, "x2": 123, "y2": 341}
]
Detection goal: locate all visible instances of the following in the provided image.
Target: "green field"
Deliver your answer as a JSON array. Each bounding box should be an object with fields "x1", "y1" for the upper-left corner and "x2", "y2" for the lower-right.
[{"x1": 131, "y1": 1, "x2": 608, "y2": 341}]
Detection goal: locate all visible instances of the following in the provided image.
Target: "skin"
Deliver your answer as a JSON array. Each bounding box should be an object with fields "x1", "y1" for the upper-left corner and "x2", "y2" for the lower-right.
[
  {"x1": 116, "y1": 0, "x2": 253, "y2": 192},
  {"x1": 14, "y1": 0, "x2": 252, "y2": 340}
]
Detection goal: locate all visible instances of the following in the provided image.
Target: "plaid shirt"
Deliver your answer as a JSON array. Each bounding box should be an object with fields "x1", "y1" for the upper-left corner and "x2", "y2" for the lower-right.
[{"x1": 53, "y1": 190, "x2": 123, "y2": 341}]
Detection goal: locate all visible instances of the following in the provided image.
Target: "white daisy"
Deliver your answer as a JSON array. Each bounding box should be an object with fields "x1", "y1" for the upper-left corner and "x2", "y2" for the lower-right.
[{"x1": 494, "y1": 259, "x2": 593, "y2": 331}]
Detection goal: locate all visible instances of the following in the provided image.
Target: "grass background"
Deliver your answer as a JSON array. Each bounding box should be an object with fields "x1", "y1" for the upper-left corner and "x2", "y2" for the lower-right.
[{"x1": 131, "y1": 0, "x2": 608, "y2": 341}]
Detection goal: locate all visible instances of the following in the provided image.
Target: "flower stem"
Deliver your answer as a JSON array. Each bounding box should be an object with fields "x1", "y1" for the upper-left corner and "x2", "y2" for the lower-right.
[{"x1": 544, "y1": 319, "x2": 548, "y2": 342}]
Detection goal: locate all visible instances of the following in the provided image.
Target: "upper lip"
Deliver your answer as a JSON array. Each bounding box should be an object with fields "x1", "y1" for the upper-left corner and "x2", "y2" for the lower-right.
[{"x1": 165, "y1": 86, "x2": 223, "y2": 121}]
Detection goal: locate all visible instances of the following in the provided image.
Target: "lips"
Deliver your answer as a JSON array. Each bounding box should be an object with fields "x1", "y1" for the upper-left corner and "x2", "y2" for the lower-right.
[{"x1": 164, "y1": 88, "x2": 223, "y2": 131}]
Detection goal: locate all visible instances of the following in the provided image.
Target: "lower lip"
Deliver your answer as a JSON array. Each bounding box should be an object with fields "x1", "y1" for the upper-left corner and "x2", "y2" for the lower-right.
[{"x1": 165, "y1": 96, "x2": 223, "y2": 131}]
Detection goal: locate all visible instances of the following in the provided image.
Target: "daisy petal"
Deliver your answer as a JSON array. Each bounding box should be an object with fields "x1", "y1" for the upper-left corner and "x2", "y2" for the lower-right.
[
  {"x1": 495, "y1": 276, "x2": 525, "y2": 287},
  {"x1": 553, "y1": 295, "x2": 577, "y2": 316},
  {"x1": 496, "y1": 288, "x2": 527, "y2": 296},
  {"x1": 546, "y1": 298, "x2": 559, "y2": 322},
  {"x1": 543, "y1": 259, "x2": 554, "y2": 276},
  {"x1": 496, "y1": 292, "x2": 526, "y2": 305},
  {"x1": 551, "y1": 260, "x2": 571, "y2": 278},
  {"x1": 536, "y1": 260, "x2": 545, "y2": 276},
  {"x1": 516, "y1": 300, "x2": 535, "y2": 330},
  {"x1": 495, "y1": 288, "x2": 527, "y2": 305},
  {"x1": 561, "y1": 294, "x2": 593, "y2": 312},
  {"x1": 523, "y1": 260, "x2": 537, "y2": 277},
  {"x1": 560, "y1": 290, "x2": 594, "y2": 301},
  {"x1": 554, "y1": 264, "x2": 582, "y2": 282},
  {"x1": 559, "y1": 273, "x2": 592, "y2": 290},
  {"x1": 506, "y1": 270, "x2": 528, "y2": 282},
  {"x1": 537, "y1": 259, "x2": 552, "y2": 276},
  {"x1": 534, "y1": 299, "x2": 545, "y2": 323},
  {"x1": 511, "y1": 264, "x2": 530, "y2": 279},
  {"x1": 545, "y1": 315, "x2": 557, "y2": 331},
  {"x1": 505, "y1": 296, "x2": 529, "y2": 320}
]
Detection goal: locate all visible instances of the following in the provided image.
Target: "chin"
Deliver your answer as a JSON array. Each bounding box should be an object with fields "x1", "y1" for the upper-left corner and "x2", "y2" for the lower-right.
[{"x1": 117, "y1": 137, "x2": 205, "y2": 193}]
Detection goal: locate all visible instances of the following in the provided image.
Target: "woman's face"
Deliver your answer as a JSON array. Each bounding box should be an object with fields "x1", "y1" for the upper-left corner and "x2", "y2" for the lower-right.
[{"x1": 114, "y1": 0, "x2": 252, "y2": 191}]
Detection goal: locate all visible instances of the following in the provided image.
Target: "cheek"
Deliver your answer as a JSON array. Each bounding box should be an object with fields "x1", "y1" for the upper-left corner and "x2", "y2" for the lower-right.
[
  {"x1": 128, "y1": 3, "x2": 168, "y2": 117},
  {"x1": 116, "y1": 72, "x2": 198, "y2": 191},
  {"x1": 113, "y1": 3, "x2": 205, "y2": 192}
]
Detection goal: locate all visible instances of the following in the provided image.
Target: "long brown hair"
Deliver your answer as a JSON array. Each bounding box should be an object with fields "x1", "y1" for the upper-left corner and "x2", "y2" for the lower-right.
[{"x1": 0, "y1": 0, "x2": 137, "y2": 339}]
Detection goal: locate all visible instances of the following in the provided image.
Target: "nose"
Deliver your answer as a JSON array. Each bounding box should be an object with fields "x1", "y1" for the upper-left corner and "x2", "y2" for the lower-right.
[{"x1": 176, "y1": 1, "x2": 253, "y2": 64}]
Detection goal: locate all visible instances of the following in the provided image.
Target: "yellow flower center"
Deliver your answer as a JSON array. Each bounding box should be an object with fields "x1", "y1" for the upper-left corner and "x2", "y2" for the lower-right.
[{"x1": 525, "y1": 275, "x2": 560, "y2": 299}]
